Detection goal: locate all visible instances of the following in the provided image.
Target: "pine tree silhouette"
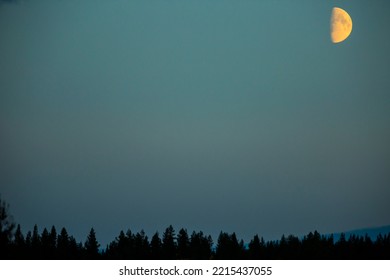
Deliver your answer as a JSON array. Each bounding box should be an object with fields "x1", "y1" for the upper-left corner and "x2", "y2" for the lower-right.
[
  {"x1": 134, "y1": 230, "x2": 149, "y2": 259},
  {"x1": 177, "y1": 228, "x2": 190, "y2": 259},
  {"x1": 189, "y1": 231, "x2": 213, "y2": 259},
  {"x1": 162, "y1": 225, "x2": 176, "y2": 259},
  {"x1": 335, "y1": 232, "x2": 347, "y2": 259},
  {"x1": 31, "y1": 224, "x2": 41, "y2": 259},
  {"x1": 150, "y1": 232, "x2": 162, "y2": 259},
  {"x1": 12, "y1": 224, "x2": 25, "y2": 259},
  {"x1": 248, "y1": 234, "x2": 264, "y2": 259},
  {"x1": 216, "y1": 232, "x2": 243, "y2": 259},
  {"x1": 48, "y1": 226, "x2": 57, "y2": 258},
  {"x1": 85, "y1": 228, "x2": 100, "y2": 259},
  {"x1": 57, "y1": 227, "x2": 70, "y2": 259},
  {"x1": 69, "y1": 236, "x2": 83, "y2": 259},
  {"x1": 24, "y1": 230, "x2": 32, "y2": 258},
  {"x1": 0, "y1": 196, "x2": 15, "y2": 259},
  {"x1": 41, "y1": 227, "x2": 51, "y2": 259}
]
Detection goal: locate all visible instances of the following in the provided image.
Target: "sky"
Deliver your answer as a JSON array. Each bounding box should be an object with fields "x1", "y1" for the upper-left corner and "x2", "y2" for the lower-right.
[{"x1": 1, "y1": 0, "x2": 390, "y2": 246}]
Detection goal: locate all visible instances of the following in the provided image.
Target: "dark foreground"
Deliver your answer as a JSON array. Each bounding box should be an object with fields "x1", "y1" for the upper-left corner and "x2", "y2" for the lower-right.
[
  {"x1": 1, "y1": 224, "x2": 390, "y2": 260},
  {"x1": 1, "y1": 197, "x2": 389, "y2": 259}
]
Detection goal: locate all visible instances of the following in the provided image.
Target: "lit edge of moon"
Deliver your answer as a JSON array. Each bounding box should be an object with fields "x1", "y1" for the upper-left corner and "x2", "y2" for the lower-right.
[{"x1": 330, "y1": 7, "x2": 353, "y2": 44}]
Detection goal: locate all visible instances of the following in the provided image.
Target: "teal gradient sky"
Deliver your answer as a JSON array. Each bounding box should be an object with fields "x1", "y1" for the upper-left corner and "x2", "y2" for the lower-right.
[{"x1": 1, "y1": 0, "x2": 389, "y2": 245}]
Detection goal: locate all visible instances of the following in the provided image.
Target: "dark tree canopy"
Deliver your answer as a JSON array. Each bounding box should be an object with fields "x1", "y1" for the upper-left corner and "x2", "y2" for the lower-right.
[
  {"x1": 1, "y1": 197, "x2": 390, "y2": 260},
  {"x1": 216, "y1": 232, "x2": 245, "y2": 259},
  {"x1": 177, "y1": 228, "x2": 190, "y2": 259},
  {"x1": 150, "y1": 232, "x2": 162, "y2": 259},
  {"x1": 85, "y1": 228, "x2": 100, "y2": 259},
  {"x1": 189, "y1": 231, "x2": 213, "y2": 260},
  {"x1": 0, "y1": 196, "x2": 15, "y2": 257},
  {"x1": 162, "y1": 225, "x2": 176, "y2": 259}
]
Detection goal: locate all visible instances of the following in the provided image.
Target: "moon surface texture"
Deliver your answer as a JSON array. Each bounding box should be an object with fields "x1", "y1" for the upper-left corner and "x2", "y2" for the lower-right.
[{"x1": 330, "y1": 7, "x2": 353, "y2": 43}]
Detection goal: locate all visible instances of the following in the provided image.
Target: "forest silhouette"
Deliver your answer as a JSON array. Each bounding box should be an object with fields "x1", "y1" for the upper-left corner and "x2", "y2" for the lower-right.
[{"x1": 1, "y1": 196, "x2": 389, "y2": 260}]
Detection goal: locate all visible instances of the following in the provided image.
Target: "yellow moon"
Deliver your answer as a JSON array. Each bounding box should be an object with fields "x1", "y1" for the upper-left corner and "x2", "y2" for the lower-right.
[{"x1": 330, "y1": 7, "x2": 353, "y2": 43}]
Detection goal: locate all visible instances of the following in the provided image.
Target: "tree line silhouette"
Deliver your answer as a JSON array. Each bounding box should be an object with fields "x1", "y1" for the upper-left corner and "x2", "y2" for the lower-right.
[{"x1": 1, "y1": 197, "x2": 389, "y2": 259}]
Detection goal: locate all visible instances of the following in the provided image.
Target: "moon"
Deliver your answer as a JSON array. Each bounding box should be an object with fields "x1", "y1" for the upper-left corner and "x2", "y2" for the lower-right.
[{"x1": 330, "y1": 7, "x2": 353, "y2": 43}]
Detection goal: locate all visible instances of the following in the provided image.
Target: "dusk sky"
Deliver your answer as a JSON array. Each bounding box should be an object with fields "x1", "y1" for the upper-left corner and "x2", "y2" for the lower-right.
[{"x1": 1, "y1": 0, "x2": 389, "y2": 246}]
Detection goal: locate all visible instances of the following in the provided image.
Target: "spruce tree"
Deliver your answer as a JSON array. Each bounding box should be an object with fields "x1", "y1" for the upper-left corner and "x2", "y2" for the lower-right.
[
  {"x1": 31, "y1": 224, "x2": 41, "y2": 259},
  {"x1": 216, "y1": 231, "x2": 230, "y2": 259},
  {"x1": 134, "y1": 230, "x2": 149, "y2": 259},
  {"x1": 57, "y1": 227, "x2": 69, "y2": 259},
  {"x1": 13, "y1": 224, "x2": 25, "y2": 259},
  {"x1": 189, "y1": 231, "x2": 212, "y2": 259},
  {"x1": 41, "y1": 228, "x2": 50, "y2": 259},
  {"x1": 84, "y1": 228, "x2": 100, "y2": 259},
  {"x1": 0, "y1": 196, "x2": 15, "y2": 258},
  {"x1": 49, "y1": 226, "x2": 57, "y2": 257},
  {"x1": 248, "y1": 234, "x2": 263, "y2": 259},
  {"x1": 162, "y1": 225, "x2": 176, "y2": 259},
  {"x1": 150, "y1": 232, "x2": 162, "y2": 259},
  {"x1": 177, "y1": 228, "x2": 190, "y2": 259}
]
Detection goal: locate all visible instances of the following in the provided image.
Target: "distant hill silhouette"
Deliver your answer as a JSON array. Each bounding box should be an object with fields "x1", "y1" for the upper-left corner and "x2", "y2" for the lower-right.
[{"x1": 331, "y1": 225, "x2": 390, "y2": 242}]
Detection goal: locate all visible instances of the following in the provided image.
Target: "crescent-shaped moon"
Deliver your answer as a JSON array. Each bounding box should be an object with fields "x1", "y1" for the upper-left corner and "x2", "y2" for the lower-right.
[{"x1": 330, "y1": 7, "x2": 353, "y2": 43}]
